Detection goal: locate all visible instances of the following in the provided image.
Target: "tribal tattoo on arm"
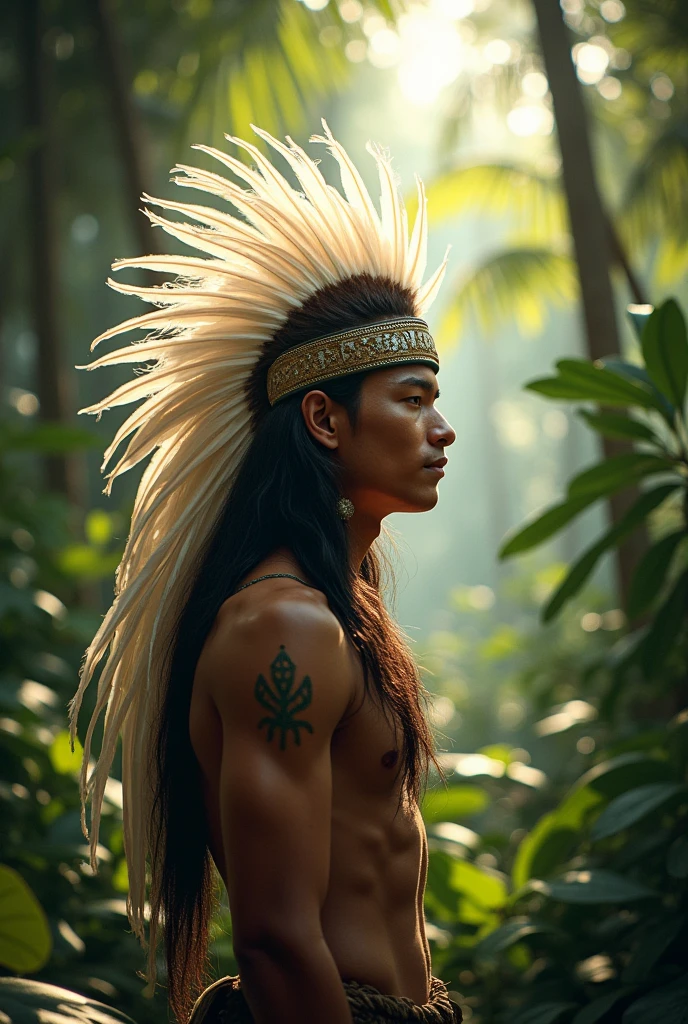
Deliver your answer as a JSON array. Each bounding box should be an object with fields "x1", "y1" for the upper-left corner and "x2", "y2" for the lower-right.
[{"x1": 254, "y1": 645, "x2": 314, "y2": 751}]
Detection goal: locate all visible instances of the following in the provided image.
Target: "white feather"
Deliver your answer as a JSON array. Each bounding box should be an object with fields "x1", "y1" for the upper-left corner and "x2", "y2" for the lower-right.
[{"x1": 70, "y1": 123, "x2": 448, "y2": 997}]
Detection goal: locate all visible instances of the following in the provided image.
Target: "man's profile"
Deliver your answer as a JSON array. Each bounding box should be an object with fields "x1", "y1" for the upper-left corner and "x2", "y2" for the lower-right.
[{"x1": 70, "y1": 123, "x2": 461, "y2": 1024}]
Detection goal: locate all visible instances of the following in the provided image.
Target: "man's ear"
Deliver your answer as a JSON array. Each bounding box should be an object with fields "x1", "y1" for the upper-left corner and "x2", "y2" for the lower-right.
[{"x1": 300, "y1": 390, "x2": 342, "y2": 452}]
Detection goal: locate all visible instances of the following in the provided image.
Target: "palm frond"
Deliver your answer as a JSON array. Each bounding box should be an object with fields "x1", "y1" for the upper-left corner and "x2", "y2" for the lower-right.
[
  {"x1": 437, "y1": 247, "x2": 578, "y2": 347},
  {"x1": 420, "y1": 162, "x2": 568, "y2": 245},
  {"x1": 620, "y1": 119, "x2": 688, "y2": 254},
  {"x1": 184, "y1": 0, "x2": 350, "y2": 150}
]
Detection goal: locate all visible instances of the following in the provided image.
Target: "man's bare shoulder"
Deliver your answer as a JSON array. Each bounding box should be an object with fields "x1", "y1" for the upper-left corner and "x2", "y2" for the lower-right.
[{"x1": 199, "y1": 584, "x2": 355, "y2": 723}]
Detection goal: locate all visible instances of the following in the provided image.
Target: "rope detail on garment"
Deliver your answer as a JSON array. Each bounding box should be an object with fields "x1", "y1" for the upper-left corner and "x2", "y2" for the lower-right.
[{"x1": 188, "y1": 974, "x2": 462, "y2": 1024}]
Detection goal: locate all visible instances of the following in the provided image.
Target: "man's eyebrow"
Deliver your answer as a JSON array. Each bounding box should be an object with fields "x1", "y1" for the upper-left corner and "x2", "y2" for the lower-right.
[{"x1": 394, "y1": 375, "x2": 440, "y2": 399}]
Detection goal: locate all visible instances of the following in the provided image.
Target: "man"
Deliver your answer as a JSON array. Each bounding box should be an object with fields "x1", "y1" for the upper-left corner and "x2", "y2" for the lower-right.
[{"x1": 70, "y1": 123, "x2": 460, "y2": 1024}]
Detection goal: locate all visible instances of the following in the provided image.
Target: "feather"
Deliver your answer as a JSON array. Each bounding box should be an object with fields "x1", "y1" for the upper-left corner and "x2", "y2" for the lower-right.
[{"x1": 70, "y1": 122, "x2": 449, "y2": 998}]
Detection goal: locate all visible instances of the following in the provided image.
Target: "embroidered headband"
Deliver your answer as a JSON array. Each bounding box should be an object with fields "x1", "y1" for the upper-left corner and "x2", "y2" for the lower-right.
[{"x1": 267, "y1": 316, "x2": 439, "y2": 405}]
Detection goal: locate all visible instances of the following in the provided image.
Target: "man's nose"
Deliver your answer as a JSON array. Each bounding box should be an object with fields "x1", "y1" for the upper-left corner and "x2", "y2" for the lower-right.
[{"x1": 431, "y1": 415, "x2": 456, "y2": 448}]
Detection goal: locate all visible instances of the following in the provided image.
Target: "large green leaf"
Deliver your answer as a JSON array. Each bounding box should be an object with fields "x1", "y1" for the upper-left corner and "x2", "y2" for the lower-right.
[
  {"x1": 499, "y1": 494, "x2": 595, "y2": 559},
  {"x1": 626, "y1": 528, "x2": 686, "y2": 618},
  {"x1": 623, "y1": 973, "x2": 688, "y2": 1024},
  {"x1": 449, "y1": 859, "x2": 508, "y2": 911},
  {"x1": 577, "y1": 410, "x2": 659, "y2": 443},
  {"x1": 567, "y1": 453, "x2": 676, "y2": 500},
  {"x1": 546, "y1": 869, "x2": 656, "y2": 903},
  {"x1": 590, "y1": 782, "x2": 686, "y2": 841},
  {"x1": 512, "y1": 1003, "x2": 579, "y2": 1024},
  {"x1": 579, "y1": 752, "x2": 673, "y2": 798},
  {"x1": 422, "y1": 785, "x2": 489, "y2": 824},
  {"x1": 621, "y1": 914, "x2": 686, "y2": 984},
  {"x1": 640, "y1": 568, "x2": 688, "y2": 675},
  {"x1": 641, "y1": 299, "x2": 688, "y2": 409},
  {"x1": 667, "y1": 836, "x2": 688, "y2": 879},
  {"x1": 556, "y1": 358, "x2": 665, "y2": 409},
  {"x1": 598, "y1": 357, "x2": 675, "y2": 420},
  {"x1": 571, "y1": 988, "x2": 636, "y2": 1024},
  {"x1": 0, "y1": 978, "x2": 136, "y2": 1024},
  {"x1": 512, "y1": 783, "x2": 601, "y2": 890},
  {"x1": 0, "y1": 423, "x2": 101, "y2": 455},
  {"x1": 0, "y1": 865, "x2": 52, "y2": 974},
  {"x1": 474, "y1": 917, "x2": 559, "y2": 960},
  {"x1": 542, "y1": 484, "x2": 679, "y2": 621}
]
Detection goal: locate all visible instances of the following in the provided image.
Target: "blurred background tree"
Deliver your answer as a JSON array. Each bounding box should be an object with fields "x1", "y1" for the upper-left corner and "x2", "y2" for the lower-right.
[{"x1": 1, "y1": 0, "x2": 686, "y2": 1021}]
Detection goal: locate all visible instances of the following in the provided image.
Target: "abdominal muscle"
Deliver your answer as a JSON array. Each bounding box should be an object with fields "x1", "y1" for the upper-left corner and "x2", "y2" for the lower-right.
[{"x1": 320, "y1": 793, "x2": 431, "y2": 1005}]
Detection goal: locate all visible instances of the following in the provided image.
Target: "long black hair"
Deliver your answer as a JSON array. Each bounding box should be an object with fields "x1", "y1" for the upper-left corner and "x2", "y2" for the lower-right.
[{"x1": 151, "y1": 274, "x2": 440, "y2": 1021}]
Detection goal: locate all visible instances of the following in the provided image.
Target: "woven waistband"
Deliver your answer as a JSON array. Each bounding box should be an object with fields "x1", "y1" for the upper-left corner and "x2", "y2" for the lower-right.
[{"x1": 188, "y1": 974, "x2": 462, "y2": 1024}]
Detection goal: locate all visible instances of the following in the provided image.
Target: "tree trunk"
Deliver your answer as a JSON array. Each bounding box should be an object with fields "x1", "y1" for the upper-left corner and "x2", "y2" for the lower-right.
[
  {"x1": 94, "y1": 0, "x2": 159, "y2": 256},
  {"x1": 532, "y1": 0, "x2": 647, "y2": 609},
  {"x1": 22, "y1": 0, "x2": 76, "y2": 499}
]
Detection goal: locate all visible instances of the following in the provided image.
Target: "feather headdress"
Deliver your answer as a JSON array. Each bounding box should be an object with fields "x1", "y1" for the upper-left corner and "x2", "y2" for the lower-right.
[{"x1": 69, "y1": 121, "x2": 449, "y2": 985}]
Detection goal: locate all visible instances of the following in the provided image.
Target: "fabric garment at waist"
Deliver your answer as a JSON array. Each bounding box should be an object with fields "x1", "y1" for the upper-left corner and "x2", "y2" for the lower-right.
[{"x1": 188, "y1": 974, "x2": 463, "y2": 1023}]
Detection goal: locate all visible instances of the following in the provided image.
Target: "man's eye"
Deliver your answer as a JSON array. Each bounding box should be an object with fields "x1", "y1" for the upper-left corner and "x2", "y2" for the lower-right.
[{"x1": 406, "y1": 396, "x2": 423, "y2": 406}]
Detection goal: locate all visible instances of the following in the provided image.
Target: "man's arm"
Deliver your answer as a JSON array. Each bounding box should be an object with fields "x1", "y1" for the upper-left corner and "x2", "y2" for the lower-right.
[{"x1": 205, "y1": 598, "x2": 355, "y2": 1024}]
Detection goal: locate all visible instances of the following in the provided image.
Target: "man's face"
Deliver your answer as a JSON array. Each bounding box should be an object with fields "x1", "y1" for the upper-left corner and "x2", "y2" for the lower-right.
[{"x1": 321, "y1": 364, "x2": 456, "y2": 519}]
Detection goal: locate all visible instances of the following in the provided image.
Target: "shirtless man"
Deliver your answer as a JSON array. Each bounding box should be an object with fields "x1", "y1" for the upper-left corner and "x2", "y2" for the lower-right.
[
  {"x1": 70, "y1": 126, "x2": 460, "y2": 1024},
  {"x1": 189, "y1": 358, "x2": 456, "y2": 1023}
]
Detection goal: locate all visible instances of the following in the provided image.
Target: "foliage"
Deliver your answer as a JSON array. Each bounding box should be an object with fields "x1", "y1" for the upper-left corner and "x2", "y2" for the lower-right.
[
  {"x1": 0, "y1": 424, "x2": 166, "y2": 1021},
  {"x1": 420, "y1": 300, "x2": 688, "y2": 1023}
]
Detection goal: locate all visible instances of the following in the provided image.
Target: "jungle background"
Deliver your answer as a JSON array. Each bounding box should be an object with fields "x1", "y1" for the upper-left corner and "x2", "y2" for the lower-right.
[{"x1": 1, "y1": 1, "x2": 687, "y2": 1022}]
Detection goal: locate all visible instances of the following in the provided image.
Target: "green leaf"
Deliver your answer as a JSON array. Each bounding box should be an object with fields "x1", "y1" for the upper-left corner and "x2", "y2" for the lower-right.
[
  {"x1": 667, "y1": 836, "x2": 688, "y2": 879},
  {"x1": 641, "y1": 299, "x2": 688, "y2": 409},
  {"x1": 49, "y1": 730, "x2": 84, "y2": 777},
  {"x1": 626, "y1": 528, "x2": 686, "y2": 619},
  {"x1": 0, "y1": 978, "x2": 136, "y2": 1024},
  {"x1": 542, "y1": 484, "x2": 678, "y2": 622},
  {"x1": 567, "y1": 454, "x2": 676, "y2": 500},
  {"x1": 0, "y1": 865, "x2": 52, "y2": 973},
  {"x1": 474, "y1": 917, "x2": 558, "y2": 960},
  {"x1": 623, "y1": 973, "x2": 688, "y2": 1024},
  {"x1": 598, "y1": 357, "x2": 675, "y2": 420},
  {"x1": 577, "y1": 410, "x2": 658, "y2": 443},
  {"x1": 512, "y1": 1002, "x2": 579, "y2": 1024},
  {"x1": 621, "y1": 914, "x2": 686, "y2": 984},
  {"x1": 546, "y1": 869, "x2": 656, "y2": 903},
  {"x1": 0, "y1": 423, "x2": 101, "y2": 455},
  {"x1": 425, "y1": 850, "x2": 458, "y2": 916},
  {"x1": 640, "y1": 568, "x2": 688, "y2": 675},
  {"x1": 556, "y1": 358, "x2": 664, "y2": 409},
  {"x1": 422, "y1": 785, "x2": 490, "y2": 824},
  {"x1": 449, "y1": 859, "x2": 508, "y2": 911},
  {"x1": 499, "y1": 494, "x2": 595, "y2": 559},
  {"x1": 512, "y1": 817, "x2": 579, "y2": 891},
  {"x1": 591, "y1": 782, "x2": 686, "y2": 841},
  {"x1": 571, "y1": 989, "x2": 636, "y2": 1024}
]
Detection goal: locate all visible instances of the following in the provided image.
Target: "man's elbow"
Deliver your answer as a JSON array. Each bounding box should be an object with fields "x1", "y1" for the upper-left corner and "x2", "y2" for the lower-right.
[{"x1": 233, "y1": 921, "x2": 326, "y2": 971}]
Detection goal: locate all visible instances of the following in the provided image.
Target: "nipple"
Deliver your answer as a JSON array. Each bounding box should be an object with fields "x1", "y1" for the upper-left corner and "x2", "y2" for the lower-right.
[{"x1": 381, "y1": 749, "x2": 399, "y2": 770}]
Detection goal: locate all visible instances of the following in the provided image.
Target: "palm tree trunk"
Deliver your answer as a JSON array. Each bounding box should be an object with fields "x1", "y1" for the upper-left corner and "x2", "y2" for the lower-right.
[
  {"x1": 93, "y1": 0, "x2": 159, "y2": 256},
  {"x1": 22, "y1": 0, "x2": 75, "y2": 499},
  {"x1": 532, "y1": 0, "x2": 647, "y2": 608}
]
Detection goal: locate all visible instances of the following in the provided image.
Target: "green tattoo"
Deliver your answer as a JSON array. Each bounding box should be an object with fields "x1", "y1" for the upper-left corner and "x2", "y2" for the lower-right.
[{"x1": 254, "y1": 645, "x2": 314, "y2": 750}]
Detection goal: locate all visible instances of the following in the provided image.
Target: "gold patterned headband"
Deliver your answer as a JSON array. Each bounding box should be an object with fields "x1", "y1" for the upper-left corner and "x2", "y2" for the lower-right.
[{"x1": 267, "y1": 317, "x2": 439, "y2": 406}]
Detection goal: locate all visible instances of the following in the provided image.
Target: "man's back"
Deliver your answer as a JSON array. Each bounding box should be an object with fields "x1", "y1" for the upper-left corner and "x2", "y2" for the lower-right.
[{"x1": 189, "y1": 566, "x2": 432, "y2": 1017}]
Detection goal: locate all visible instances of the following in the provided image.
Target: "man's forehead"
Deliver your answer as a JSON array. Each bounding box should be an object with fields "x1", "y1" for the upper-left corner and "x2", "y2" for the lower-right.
[{"x1": 375, "y1": 364, "x2": 440, "y2": 393}]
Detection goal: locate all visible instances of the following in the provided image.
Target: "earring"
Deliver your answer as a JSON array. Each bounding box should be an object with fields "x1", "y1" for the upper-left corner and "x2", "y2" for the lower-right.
[{"x1": 336, "y1": 497, "x2": 355, "y2": 520}]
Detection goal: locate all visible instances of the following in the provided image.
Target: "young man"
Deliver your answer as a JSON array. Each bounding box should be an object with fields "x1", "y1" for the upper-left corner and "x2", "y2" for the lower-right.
[{"x1": 70, "y1": 124, "x2": 460, "y2": 1024}]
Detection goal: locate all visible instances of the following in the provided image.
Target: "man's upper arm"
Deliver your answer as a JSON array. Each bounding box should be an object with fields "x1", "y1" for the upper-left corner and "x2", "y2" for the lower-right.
[{"x1": 205, "y1": 599, "x2": 353, "y2": 955}]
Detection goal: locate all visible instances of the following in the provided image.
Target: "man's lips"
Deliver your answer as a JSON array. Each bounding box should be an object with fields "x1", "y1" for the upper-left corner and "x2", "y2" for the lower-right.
[{"x1": 423, "y1": 456, "x2": 446, "y2": 475}]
